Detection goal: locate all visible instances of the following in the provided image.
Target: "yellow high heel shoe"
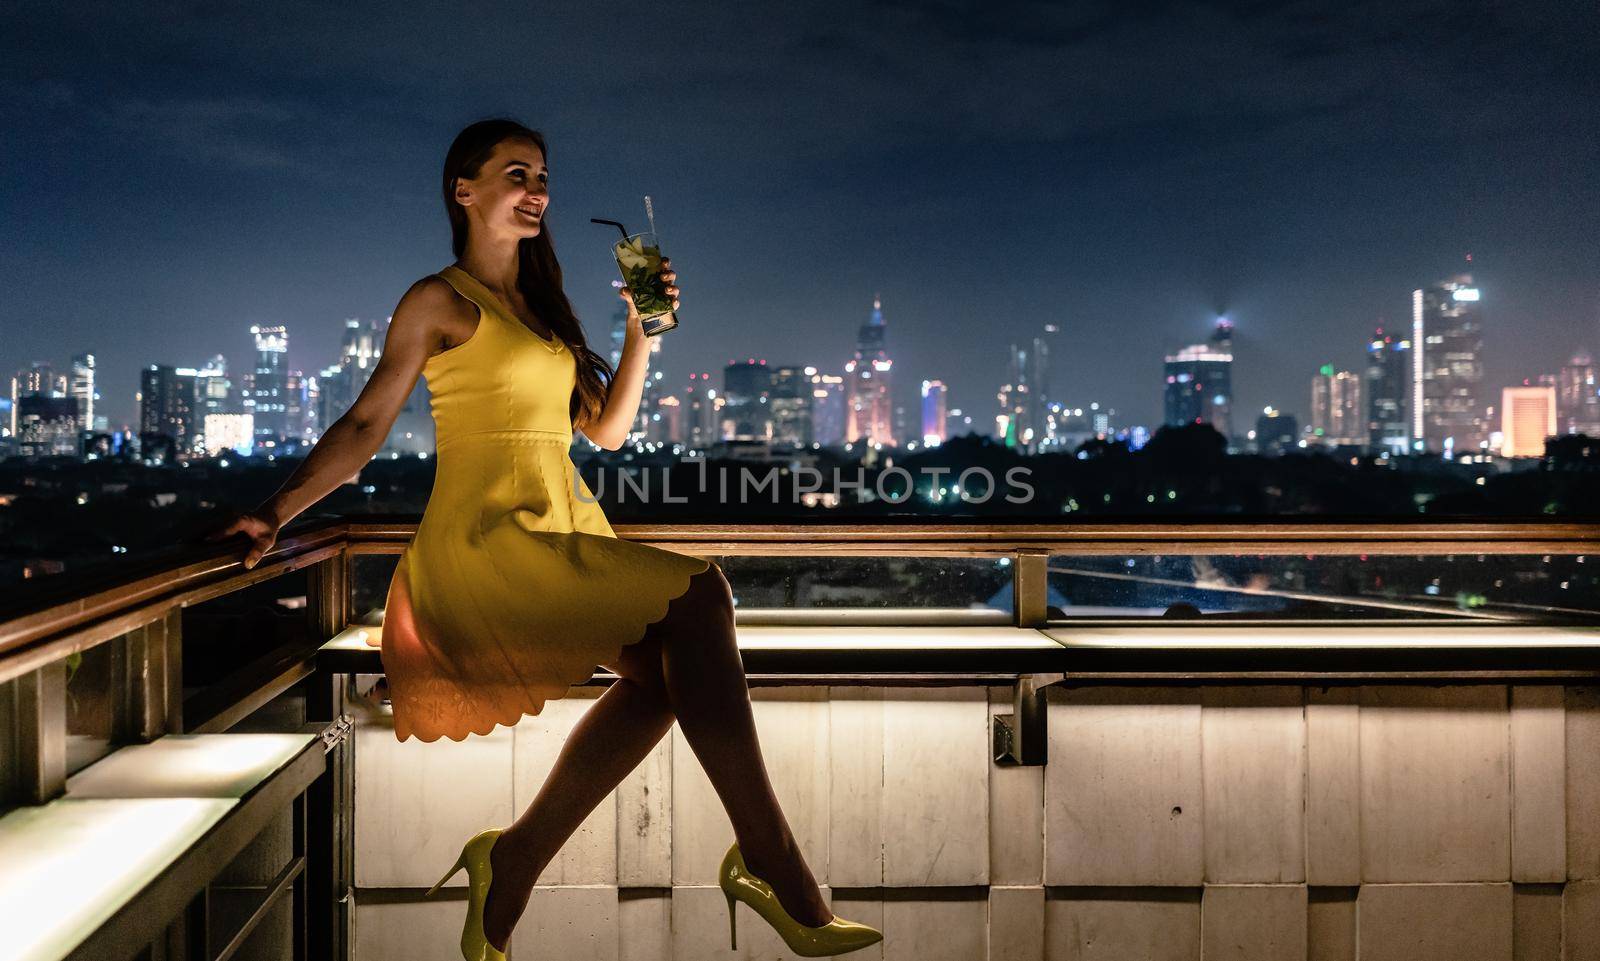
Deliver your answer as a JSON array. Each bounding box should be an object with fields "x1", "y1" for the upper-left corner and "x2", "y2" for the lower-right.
[
  {"x1": 425, "y1": 828, "x2": 508, "y2": 961},
  {"x1": 719, "y1": 842, "x2": 884, "y2": 957}
]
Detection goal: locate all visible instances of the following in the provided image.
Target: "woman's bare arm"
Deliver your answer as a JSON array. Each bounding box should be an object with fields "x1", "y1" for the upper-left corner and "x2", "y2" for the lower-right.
[
  {"x1": 576, "y1": 263, "x2": 679, "y2": 449},
  {"x1": 256, "y1": 276, "x2": 464, "y2": 526},
  {"x1": 576, "y1": 316, "x2": 648, "y2": 450}
]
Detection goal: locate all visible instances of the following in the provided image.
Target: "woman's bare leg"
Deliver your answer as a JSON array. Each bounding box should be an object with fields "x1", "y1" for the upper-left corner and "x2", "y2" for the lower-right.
[
  {"x1": 480, "y1": 646, "x2": 674, "y2": 950},
  {"x1": 480, "y1": 563, "x2": 829, "y2": 950},
  {"x1": 654, "y1": 565, "x2": 832, "y2": 926}
]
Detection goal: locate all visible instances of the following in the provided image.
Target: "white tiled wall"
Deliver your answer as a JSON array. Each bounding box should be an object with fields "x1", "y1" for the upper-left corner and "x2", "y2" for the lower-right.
[{"x1": 351, "y1": 683, "x2": 1600, "y2": 959}]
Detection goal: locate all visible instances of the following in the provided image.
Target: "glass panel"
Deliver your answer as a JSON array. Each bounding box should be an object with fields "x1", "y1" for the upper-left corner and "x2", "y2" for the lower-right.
[
  {"x1": 351, "y1": 554, "x2": 401, "y2": 625},
  {"x1": 713, "y1": 555, "x2": 1010, "y2": 613},
  {"x1": 65, "y1": 640, "x2": 116, "y2": 774},
  {"x1": 1046, "y1": 553, "x2": 1600, "y2": 622},
  {"x1": 183, "y1": 567, "x2": 313, "y2": 703}
]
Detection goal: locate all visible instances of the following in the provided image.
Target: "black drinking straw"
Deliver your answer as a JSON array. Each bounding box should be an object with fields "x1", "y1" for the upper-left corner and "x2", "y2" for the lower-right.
[{"x1": 591, "y1": 218, "x2": 630, "y2": 240}]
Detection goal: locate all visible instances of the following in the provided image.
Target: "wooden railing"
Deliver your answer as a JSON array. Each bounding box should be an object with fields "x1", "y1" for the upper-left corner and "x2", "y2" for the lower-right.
[
  {"x1": 2, "y1": 517, "x2": 1598, "y2": 960},
  {"x1": 7, "y1": 518, "x2": 1600, "y2": 689}
]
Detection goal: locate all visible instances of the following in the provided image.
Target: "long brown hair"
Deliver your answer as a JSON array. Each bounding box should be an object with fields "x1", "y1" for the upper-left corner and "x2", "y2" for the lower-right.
[{"x1": 442, "y1": 119, "x2": 615, "y2": 426}]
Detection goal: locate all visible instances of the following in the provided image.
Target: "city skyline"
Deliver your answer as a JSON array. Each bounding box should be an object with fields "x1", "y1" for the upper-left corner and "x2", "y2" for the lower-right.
[
  {"x1": 13, "y1": 259, "x2": 1600, "y2": 462},
  {"x1": 5, "y1": 2, "x2": 1599, "y2": 437},
  {"x1": 11, "y1": 263, "x2": 1600, "y2": 441}
]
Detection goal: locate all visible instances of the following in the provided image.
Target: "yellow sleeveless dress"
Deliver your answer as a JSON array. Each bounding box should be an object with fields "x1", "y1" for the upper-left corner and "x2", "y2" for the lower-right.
[{"x1": 371, "y1": 264, "x2": 711, "y2": 742}]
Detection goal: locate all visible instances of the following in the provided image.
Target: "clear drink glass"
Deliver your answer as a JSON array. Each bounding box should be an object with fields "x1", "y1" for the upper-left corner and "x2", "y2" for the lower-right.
[{"x1": 611, "y1": 231, "x2": 678, "y2": 336}]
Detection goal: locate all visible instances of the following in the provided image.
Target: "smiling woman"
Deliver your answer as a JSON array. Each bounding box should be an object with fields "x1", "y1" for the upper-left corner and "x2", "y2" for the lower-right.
[
  {"x1": 438, "y1": 121, "x2": 615, "y2": 424},
  {"x1": 208, "y1": 116, "x2": 877, "y2": 960}
]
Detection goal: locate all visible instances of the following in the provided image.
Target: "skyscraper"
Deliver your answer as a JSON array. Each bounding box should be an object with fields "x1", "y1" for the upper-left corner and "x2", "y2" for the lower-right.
[
  {"x1": 606, "y1": 299, "x2": 667, "y2": 444},
  {"x1": 769, "y1": 365, "x2": 812, "y2": 448},
  {"x1": 995, "y1": 325, "x2": 1057, "y2": 451},
  {"x1": 140, "y1": 364, "x2": 199, "y2": 460},
  {"x1": 635, "y1": 369, "x2": 668, "y2": 445},
  {"x1": 809, "y1": 370, "x2": 846, "y2": 448},
  {"x1": 319, "y1": 318, "x2": 383, "y2": 430},
  {"x1": 608, "y1": 300, "x2": 629, "y2": 369},
  {"x1": 845, "y1": 295, "x2": 894, "y2": 447},
  {"x1": 921, "y1": 379, "x2": 948, "y2": 446},
  {"x1": 1310, "y1": 365, "x2": 1365, "y2": 446},
  {"x1": 248, "y1": 325, "x2": 291, "y2": 450},
  {"x1": 681, "y1": 373, "x2": 716, "y2": 450},
  {"x1": 69, "y1": 352, "x2": 95, "y2": 433},
  {"x1": 181, "y1": 358, "x2": 234, "y2": 458},
  {"x1": 652, "y1": 393, "x2": 682, "y2": 444},
  {"x1": 15, "y1": 395, "x2": 80, "y2": 458},
  {"x1": 1255, "y1": 407, "x2": 1299, "y2": 456},
  {"x1": 10, "y1": 362, "x2": 61, "y2": 440},
  {"x1": 1365, "y1": 327, "x2": 1411, "y2": 455},
  {"x1": 1412, "y1": 274, "x2": 1485, "y2": 455},
  {"x1": 722, "y1": 359, "x2": 774, "y2": 441},
  {"x1": 1558, "y1": 351, "x2": 1600, "y2": 435},
  {"x1": 1501, "y1": 386, "x2": 1557, "y2": 457},
  {"x1": 1163, "y1": 319, "x2": 1235, "y2": 442}
]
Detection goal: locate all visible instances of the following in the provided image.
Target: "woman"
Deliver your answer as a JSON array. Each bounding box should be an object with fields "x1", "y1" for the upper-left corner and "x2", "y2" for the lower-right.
[{"x1": 207, "y1": 119, "x2": 882, "y2": 960}]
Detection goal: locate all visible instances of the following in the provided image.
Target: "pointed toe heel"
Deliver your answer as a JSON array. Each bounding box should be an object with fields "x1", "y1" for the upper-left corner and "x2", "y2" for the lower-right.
[
  {"x1": 717, "y1": 841, "x2": 884, "y2": 957},
  {"x1": 432, "y1": 828, "x2": 508, "y2": 961}
]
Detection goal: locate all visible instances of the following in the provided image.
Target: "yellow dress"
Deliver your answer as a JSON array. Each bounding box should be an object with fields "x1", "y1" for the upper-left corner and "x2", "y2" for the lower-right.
[{"x1": 371, "y1": 264, "x2": 711, "y2": 742}]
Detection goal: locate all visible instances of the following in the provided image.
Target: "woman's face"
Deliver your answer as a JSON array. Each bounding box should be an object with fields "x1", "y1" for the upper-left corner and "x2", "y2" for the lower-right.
[{"x1": 456, "y1": 137, "x2": 548, "y2": 241}]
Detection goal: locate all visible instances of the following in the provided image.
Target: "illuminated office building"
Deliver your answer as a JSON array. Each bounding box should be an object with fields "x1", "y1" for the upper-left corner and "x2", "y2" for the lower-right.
[
  {"x1": 651, "y1": 393, "x2": 682, "y2": 444},
  {"x1": 770, "y1": 365, "x2": 812, "y2": 448},
  {"x1": 10, "y1": 362, "x2": 63, "y2": 439},
  {"x1": 921, "y1": 380, "x2": 948, "y2": 446},
  {"x1": 996, "y1": 325, "x2": 1057, "y2": 450},
  {"x1": 69, "y1": 352, "x2": 96, "y2": 433},
  {"x1": 1501, "y1": 386, "x2": 1557, "y2": 458},
  {"x1": 319, "y1": 319, "x2": 384, "y2": 430},
  {"x1": 1256, "y1": 406, "x2": 1299, "y2": 455},
  {"x1": 248, "y1": 325, "x2": 291, "y2": 450},
  {"x1": 1365, "y1": 327, "x2": 1411, "y2": 454},
  {"x1": 16, "y1": 395, "x2": 80, "y2": 458},
  {"x1": 845, "y1": 296, "x2": 895, "y2": 447},
  {"x1": 810, "y1": 370, "x2": 846, "y2": 448},
  {"x1": 1558, "y1": 351, "x2": 1600, "y2": 435},
  {"x1": 1310, "y1": 365, "x2": 1365, "y2": 446},
  {"x1": 203, "y1": 413, "x2": 255, "y2": 457},
  {"x1": 722, "y1": 359, "x2": 774, "y2": 441},
  {"x1": 140, "y1": 364, "x2": 199, "y2": 461},
  {"x1": 1412, "y1": 274, "x2": 1485, "y2": 454},
  {"x1": 681, "y1": 373, "x2": 717, "y2": 450},
  {"x1": 1163, "y1": 319, "x2": 1235, "y2": 442}
]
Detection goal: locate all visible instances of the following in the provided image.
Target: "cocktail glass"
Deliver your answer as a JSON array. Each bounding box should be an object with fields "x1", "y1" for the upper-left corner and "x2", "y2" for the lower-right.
[{"x1": 611, "y1": 231, "x2": 677, "y2": 337}]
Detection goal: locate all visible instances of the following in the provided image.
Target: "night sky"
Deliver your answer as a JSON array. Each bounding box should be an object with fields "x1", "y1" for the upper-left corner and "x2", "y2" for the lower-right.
[{"x1": 4, "y1": 1, "x2": 1598, "y2": 434}]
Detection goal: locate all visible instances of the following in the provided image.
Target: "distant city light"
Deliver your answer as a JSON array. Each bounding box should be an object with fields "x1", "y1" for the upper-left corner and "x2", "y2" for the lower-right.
[{"x1": 1452, "y1": 288, "x2": 1481, "y2": 301}]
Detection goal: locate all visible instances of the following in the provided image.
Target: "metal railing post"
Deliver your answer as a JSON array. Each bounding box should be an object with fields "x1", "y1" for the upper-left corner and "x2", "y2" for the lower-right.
[
  {"x1": 304, "y1": 550, "x2": 353, "y2": 961},
  {"x1": 17, "y1": 662, "x2": 67, "y2": 803},
  {"x1": 1011, "y1": 549, "x2": 1050, "y2": 628}
]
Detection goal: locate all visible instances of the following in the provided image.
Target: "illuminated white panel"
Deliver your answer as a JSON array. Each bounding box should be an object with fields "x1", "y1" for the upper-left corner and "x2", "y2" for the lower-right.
[
  {"x1": 338, "y1": 622, "x2": 1600, "y2": 657},
  {"x1": 65, "y1": 734, "x2": 315, "y2": 799},
  {"x1": 333, "y1": 623, "x2": 1058, "y2": 654},
  {"x1": 1452, "y1": 287, "x2": 1481, "y2": 301},
  {"x1": 0, "y1": 797, "x2": 234, "y2": 961},
  {"x1": 1045, "y1": 625, "x2": 1600, "y2": 649},
  {"x1": 733, "y1": 626, "x2": 1060, "y2": 650},
  {"x1": 324, "y1": 625, "x2": 378, "y2": 652}
]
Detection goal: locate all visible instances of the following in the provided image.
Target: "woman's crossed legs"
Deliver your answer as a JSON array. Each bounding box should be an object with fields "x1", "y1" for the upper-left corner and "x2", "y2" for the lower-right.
[{"x1": 479, "y1": 563, "x2": 829, "y2": 951}]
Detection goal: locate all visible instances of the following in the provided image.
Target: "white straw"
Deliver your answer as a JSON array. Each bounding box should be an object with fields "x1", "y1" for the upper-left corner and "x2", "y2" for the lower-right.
[{"x1": 644, "y1": 195, "x2": 657, "y2": 237}]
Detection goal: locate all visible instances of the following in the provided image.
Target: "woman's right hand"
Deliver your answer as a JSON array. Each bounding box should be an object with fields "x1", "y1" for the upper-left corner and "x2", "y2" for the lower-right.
[{"x1": 204, "y1": 509, "x2": 281, "y2": 570}]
